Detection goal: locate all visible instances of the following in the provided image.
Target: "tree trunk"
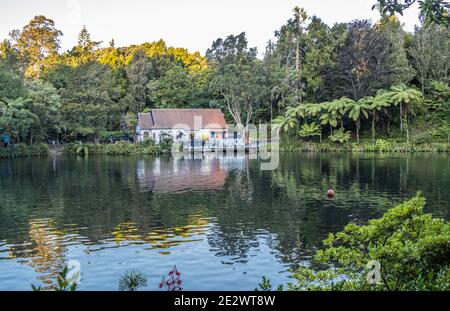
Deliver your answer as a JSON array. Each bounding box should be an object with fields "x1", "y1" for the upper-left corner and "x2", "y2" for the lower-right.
[
  {"x1": 387, "y1": 118, "x2": 391, "y2": 136},
  {"x1": 295, "y1": 40, "x2": 302, "y2": 104},
  {"x1": 399, "y1": 103, "x2": 403, "y2": 131},
  {"x1": 356, "y1": 120, "x2": 360, "y2": 144},
  {"x1": 405, "y1": 116, "x2": 410, "y2": 144},
  {"x1": 372, "y1": 113, "x2": 376, "y2": 145}
]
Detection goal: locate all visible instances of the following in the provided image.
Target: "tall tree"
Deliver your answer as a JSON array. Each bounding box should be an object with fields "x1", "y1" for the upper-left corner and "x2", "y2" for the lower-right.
[
  {"x1": 388, "y1": 84, "x2": 423, "y2": 143},
  {"x1": 123, "y1": 49, "x2": 150, "y2": 114},
  {"x1": 271, "y1": 7, "x2": 309, "y2": 106},
  {"x1": 409, "y1": 24, "x2": 449, "y2": 93},
  {"x1": 10, "y1": 15, "x2": 62, "y2": 78},
  {"x1": 147, "y1": 64, "x2": 193, "y2": 108},
  {"x1": 330, "y1": 20, "x2": 390, "y2": 100},
  {"x1": 303, "y1": 18, "x2": 347, "y2": 102},
  {"x1": 70, "y1": 25, "x2": 101, "y2": 64},
  {"x1": 0, "y1": 97, "x2": 38, "y2": 143},
  {"x1": 348, "y1": 100, "x2": 371, "y2": 143},
  {"x1": 25, "y1": 79, "x2": 61, "y2": 142},
  {"x1": 58, "y1": 62, "x2": 121, "y2": 140},
  {"x1": 0, "y1": 64, "x2": 27, "y2": 100},
  {"x1": 377, "y1": 16, "x2": 415, "y2": 86},
  {"x1": 207, "y1": 33, "x2": 267, "y2": 128}
]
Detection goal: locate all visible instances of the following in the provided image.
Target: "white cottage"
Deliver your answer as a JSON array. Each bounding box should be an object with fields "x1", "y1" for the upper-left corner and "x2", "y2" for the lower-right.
[{"x1": 136, "y1": 109, "x2": 230, "y2": 144}]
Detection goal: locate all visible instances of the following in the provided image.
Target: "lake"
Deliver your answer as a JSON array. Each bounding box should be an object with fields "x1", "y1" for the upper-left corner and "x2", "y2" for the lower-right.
[{"x1": 0, "y1": 152, "x2": 449, "y2": 290}]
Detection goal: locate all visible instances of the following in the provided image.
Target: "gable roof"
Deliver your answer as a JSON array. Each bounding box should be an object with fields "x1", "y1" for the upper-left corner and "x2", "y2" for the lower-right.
[{"x1": 138, "y1": 109, "x2": 227, "y2": 130}]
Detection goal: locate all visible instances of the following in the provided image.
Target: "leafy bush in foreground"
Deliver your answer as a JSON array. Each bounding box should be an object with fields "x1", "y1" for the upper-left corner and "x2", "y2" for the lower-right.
[
  {"x1": 286, "y1": 193, "x2": 450, "y2": 291},
  {"x1": 32, "y1": 266, "x2": 78, "y2": 291}
]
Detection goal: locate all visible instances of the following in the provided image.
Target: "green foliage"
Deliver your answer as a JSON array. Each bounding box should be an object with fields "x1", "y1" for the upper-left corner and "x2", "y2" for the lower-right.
[
  {"x1": 409, "y1": 24, "x2": 449, "y2": 92},
  {"x1": 25, "y1": 79, "x2": 61, "y2": 142},
  {"x1": 0, "y1": 97, "x2": 39, "y2": 142},
  {"x1": 411, "y1": 131, "x2": 433, "y2": 144},
  {"x1": 298, "y1": 122, "x2": 321, "y2": 140},
  {"x1": 375, "y1": 0, "x2": 450, "y2": 27},
  {"x1": 119, "y1": 270, "x2": 147, "y2": 291},
  {"x1": 0, "y1": 143, "x2": 48, "y2": 158},
  {"x1": 288, "y1": 193, "x2": 450, "y2": 290},
  {"x1": 0, "y1": 65, "x2": 27, "y2": 100},
  {"x1": 328, "y1": 128, "x2": 351, "y2": 144},
  {"x1": 64, "y1": 140, "x2": 164, "y2": 156},
  {"x1": 388, "y1": 84, "x2": 423, "y2": 143},
  {"x1": 0, "y1": 10, "x2": 448, "y2": 146},
  {"x1": 272, "y1": 115, "x2": 297, "y2": 133},
  {"x1": 32, "y1": 265, "x2": 79, "y2": 291},
  {"x1": 11, "y1": 15, "x2": 63, "y2": 78},
  {"x1": 374, "y1": 138, "x2": 392, "y2": 152},
  {"x1": 207, "y1": 32, "x2": 267, "y2": 126},
  {"x1": 255, "y1": 276, "x2": 284, "y2": 291}
]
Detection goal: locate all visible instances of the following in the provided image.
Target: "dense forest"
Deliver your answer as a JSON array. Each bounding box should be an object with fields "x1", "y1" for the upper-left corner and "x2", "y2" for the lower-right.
[{"x1": 0, "y1": 3, "x2": 449, "y2": 145}]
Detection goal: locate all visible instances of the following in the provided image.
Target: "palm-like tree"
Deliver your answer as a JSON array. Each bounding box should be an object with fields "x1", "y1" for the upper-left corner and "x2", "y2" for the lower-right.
[
  {"x1": 388, "y1": 85, "x2": 423, "y2": 143},
  {"x1": 302, "y1": 103, "x2": 324, "y2": 142},
  {"x1": 319, "y1": 102, "x2": 339, "y2": 133},
  {"x1": 272, "y1": 114, "x2": 297, "y2": 142},
  {"x1": 329, "y1": 97, "x2": 353, "y2": 128},
  {"x1": 349, "y1": 100, "x2": 371, "y2": 143},
  {"x1": 360, "y1": 94, "x2": 392, "y2": 144},
  {"x1": 303, "y1": 103, "x2": 322, "y2": 118}
]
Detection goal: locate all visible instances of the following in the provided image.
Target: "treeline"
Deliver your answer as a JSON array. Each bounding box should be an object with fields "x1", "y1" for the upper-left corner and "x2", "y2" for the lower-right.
[{"x1": 0, "y1": 8, "x2": 449, "y2": 144}]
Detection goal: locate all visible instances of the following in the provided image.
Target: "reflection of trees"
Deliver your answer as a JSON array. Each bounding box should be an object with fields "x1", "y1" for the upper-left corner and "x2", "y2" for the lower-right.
[
  {"x1": 24, "y1": 218, "x2": 66, "y2": 288},
  {"x1": 111, "y1": 214, "x2": 210, "y2": 252},
  {"x1": 0, "y1": 153, "x2": 449, "y2": 278}
]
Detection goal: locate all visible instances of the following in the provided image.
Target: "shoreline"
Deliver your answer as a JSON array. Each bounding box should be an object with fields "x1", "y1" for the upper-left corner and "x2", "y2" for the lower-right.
[{"x1": 2, "y1": 141, "x2": 450, "y2": 159}]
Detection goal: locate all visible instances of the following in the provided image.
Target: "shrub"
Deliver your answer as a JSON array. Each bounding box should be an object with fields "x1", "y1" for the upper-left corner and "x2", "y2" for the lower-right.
[
  {"x1": 0, "y1": 143, "x2": 48, "y2": 158},
  {"x1": 329, "y1": 128, "x2": 351, "y2": 144},
  {"x1": 374, "y1": 139, "x2": 391, "y2": 152},
  {"x1": 287, "y1": 193, "x2": 450, "y2": 291},
  {"x1": 411, "y1": 132, "x2": 433, "y2": 144},
  {"x1": 298, "y1": 123, "x2": 321, "y2": 141},
  {"x1": 64, "y1": 140, "x2": 163, "y2": 155}
]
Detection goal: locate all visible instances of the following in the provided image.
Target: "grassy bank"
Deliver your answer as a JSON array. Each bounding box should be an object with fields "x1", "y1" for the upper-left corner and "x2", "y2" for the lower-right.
[
  {"x1": 0, "y1": 143, "x2": 49, "y2": 158},
  {"x1": 63, "y1": 140, "x2": 167, "y2": 155},
  {"x1": 280, "y1": 139, "x2": 450, "y2": 153}
]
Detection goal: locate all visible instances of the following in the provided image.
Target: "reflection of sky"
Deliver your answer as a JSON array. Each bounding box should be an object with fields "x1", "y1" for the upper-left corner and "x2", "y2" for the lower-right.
[
  {"x1": 1, "y1": 153, "x2": 449, "y2": 290},
  {"x1": 0, "y1": 221, "x2": 291, "y2": 290}
]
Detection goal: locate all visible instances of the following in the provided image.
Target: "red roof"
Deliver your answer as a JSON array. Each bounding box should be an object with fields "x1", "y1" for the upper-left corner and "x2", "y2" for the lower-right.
[{"x1": 138, "y1": 109, "x2": 227, "y2": 130}]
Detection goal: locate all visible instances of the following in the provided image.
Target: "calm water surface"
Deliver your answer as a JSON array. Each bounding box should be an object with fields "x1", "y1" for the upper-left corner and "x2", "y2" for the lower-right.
[{"x1": 0, "y1": 153, "x2": 449, "y2": 290}]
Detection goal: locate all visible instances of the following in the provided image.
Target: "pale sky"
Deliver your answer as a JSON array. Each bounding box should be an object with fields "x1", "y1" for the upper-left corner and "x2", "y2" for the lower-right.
[{"x1": 0, "y1": 0, "x2": 421, "y2": 57}]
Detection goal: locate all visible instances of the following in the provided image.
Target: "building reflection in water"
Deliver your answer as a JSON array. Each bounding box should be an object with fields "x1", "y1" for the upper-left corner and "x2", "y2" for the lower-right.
[
  {"x1": 110, "y1": 153, "x2": 250, "y2": 252},
  {"x1": 136, "y1": 153, "x2": 247, "y2": 193}
]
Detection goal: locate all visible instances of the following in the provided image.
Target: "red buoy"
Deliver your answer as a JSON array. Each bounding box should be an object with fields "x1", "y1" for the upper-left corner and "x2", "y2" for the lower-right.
[{"x1": 327, "y1": 189, "x2": 335, "y2": 198}]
